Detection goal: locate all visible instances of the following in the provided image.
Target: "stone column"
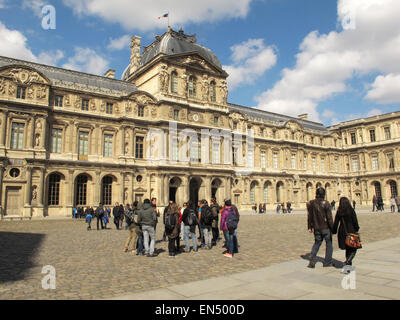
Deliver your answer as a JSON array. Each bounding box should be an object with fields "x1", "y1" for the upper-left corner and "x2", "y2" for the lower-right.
[
  {"x1": 163, "y1": 174, "x2": 169, "y2": 205},
  {"x1": 204, "y1": 176, "x2": 212, "y2": 200},
  {"x1": 0, "y1": 166, "x2": 4, "y2": 217},
  {"x1": 24, "y1": 166, "x2": 32, "y2": 207},
  {"x1": 67, "y1": 169, "x2": 74, "y2": 209},
  {"x1": 0, "y1": 111, "x2": 7, "y2": 147},
  {"x1": 183, "y1": 175, "x2": 189, "y2": 203},
  {"x1": 38, "y1": 167, "x2": 45, "y2": 207},
  {"x1": 120, "y1": 172, "x2": 125, "y2": 204},
  {"x1": 94, "y1": 171, "x2": 101, "y2": 205},
  {"x1": 225, "y1": 177, "x2": 231, "y2": 200}
]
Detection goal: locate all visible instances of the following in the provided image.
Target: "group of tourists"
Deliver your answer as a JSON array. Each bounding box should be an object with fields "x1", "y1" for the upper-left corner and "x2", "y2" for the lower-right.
[
  {"x1": 306, "y1": 187, "x2": 361, "y2": 273},
  {"x1": 81, "y1": 197, "x2": 240, "y2": 259}
]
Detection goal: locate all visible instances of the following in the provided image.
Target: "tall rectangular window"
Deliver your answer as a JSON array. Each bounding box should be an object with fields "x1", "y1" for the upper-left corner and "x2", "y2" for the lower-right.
[
  {"x1": 78, "y1": 131, "x2": 89, "y2": 156},
  {"x1": 370, "y1": 129, "x2": 376, "y2": 142},
  {"x1": 351, "y1": 132, "x2": 357, "y2": 145},
  {"x1": 82, "y1": 99, "x2": 89, "y2": 111},
  {"x1": 247, "y1": 147, "x2": 254, "y2": 168},
  {"x1": 135, "y1": 136, "x2": 144, "y2": 159},
  {"x1": 16, "y1": 86, "x2": 26, "y2": 99},
  {"x1": 54, "y1": 95, "x2": 63, "y2": 107},
  {"x1": 190, "y1": 141, "x2": 200, "y2": 163},
  {"x1": 51, "y1": 128, "x2": 62, "y2": 153},
  {"x1": 138, "y1": 105, "x2": 144, "y2": 117},
  {"x1": 214, "y1": 116, "x2": 219, "y2": 126},
  {"x1": 384, "y1": 126, "x2": 391, "y2": 140},
  {"x1": 372, "y1": 155, "x2": 379, "y2": 171},
  {"x1": 335, "y1": 158, "x2": 339, "y2": 172},
  {"x1": 273, "y1": 152, "x2": 278, "y2": 169},
  {"x1": 291, "y1": 154, "x2": 296, "y2": 169},
  {"x1": 261, "y1": 151, "x2": 266, "y2": 169},
  {"x1": 321, "y1": 158, "x2": 325, "y2": 172},
  {"x1": 212, "y1": 141, "x2": 220, "y2": 164},
  {"x1": 173, "y1": 109, "x2": 179, "y2": 121},
  {"x1": 103, "y1": 134, "x2": 113, "y2": 157},
  {"x1": 171, "y1": 72, "x2": 178, "y2": 93},
  {"x1": 312, "y1": 157, "x2": 316, "y2": 171},
  {"x1": 106, "y1": 103, "x2": 113, "y2": 114},
  {"x1": 171, "y1": 140, "x2": 178, "y2": 161},
  {"x1": 388, "y1": 153, "x2": 395, "y2": 169},
  {"x1": 304, "y1": 156, "x2": 307, "y2": 170},
  {"x1": 233, "y1": 146, "x2": 238, "y2": 165},
  {"x1": 10, "y1": 122, "x2": 24, "y2": 150},
  {"x1": 352, "y1": 157, "x2": 359, "y2": 172}
]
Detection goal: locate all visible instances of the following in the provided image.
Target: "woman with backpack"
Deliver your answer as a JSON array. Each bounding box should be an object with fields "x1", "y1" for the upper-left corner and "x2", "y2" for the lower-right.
[
  {"x1": 220, "y1": 198, "x2": 239, "y2": 258},
  {"x1": 165, "y1": 203, "x2": 181, "y2": 257},
  {"x1": 332, "y1": 197, "x2": 360, "y2": 269}
]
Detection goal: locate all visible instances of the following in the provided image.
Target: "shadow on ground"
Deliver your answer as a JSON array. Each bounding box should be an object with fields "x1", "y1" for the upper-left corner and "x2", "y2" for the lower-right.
[
  {"x1": 0, "y1": 231, "x2": 44, "y2": 283},
  {"x1": 300, "y1": 253, "x2": 344, "y2": 269}
]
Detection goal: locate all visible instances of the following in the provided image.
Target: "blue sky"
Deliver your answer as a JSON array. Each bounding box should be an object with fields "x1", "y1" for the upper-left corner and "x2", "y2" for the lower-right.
[{"x1": 0, "y1": 0, "x2": 399, "y2": 126}]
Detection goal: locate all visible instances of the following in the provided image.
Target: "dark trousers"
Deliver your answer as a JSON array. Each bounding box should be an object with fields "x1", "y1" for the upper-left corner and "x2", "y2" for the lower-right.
[
  {"x1": 114, "y1": 217, "x2": 120, "y2": 230},
  {"x1": 96, "y1": 216, "x2": 104, "y2": 230},
  {"x1": 136, "y1": 233, "x2": 144, "y2": 254},
  {"x1": 345, "y1": 247, "x2": 357, "y2": 265},
  {"x1": 168, "y1": 237, "x2": 179, "y2": 255},
  {"x1": 310, "y1": 229, "x2": 333, "y2": 263},
  {"x1": 212, "y1": 227, "x2": 219, "y2": 244}
]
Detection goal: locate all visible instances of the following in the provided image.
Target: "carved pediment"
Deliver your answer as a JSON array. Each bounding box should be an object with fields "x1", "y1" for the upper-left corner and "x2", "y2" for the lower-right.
[
  {"x1": 134, "y1": 187, "x2": 147, "y2": 193},
  {"x1": 285, "y1": 120, "x2": 303, "y2": 132},
  {"x1": 0, "y1": 66, "x2": 49, "y2": 85},
  {"x1": 127, "y1": 92, "x2": 157, "y2": 105}
]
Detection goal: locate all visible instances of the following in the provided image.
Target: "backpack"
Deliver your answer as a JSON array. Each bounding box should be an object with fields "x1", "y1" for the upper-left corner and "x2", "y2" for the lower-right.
[
  {"x1": 165, "y1": 213, "x2": 176, "y2": 231},
  {"x1": 124, "y1": 209, "x2": 134, "y2": 225},
  {"x1": 227, "y1": 207, "x2": 239, "y2": 230},
  {"x1": 186, "y1": 209, "x2": 198, "y2": 226},
  {"x1": 202, "y1": 207, "x2": 213, "y2": 225}
]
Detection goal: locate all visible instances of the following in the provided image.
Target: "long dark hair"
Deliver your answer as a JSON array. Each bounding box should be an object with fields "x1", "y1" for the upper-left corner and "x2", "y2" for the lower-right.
[{"x1": 337, "y1": 197, "x2": 354, "y2": 217}]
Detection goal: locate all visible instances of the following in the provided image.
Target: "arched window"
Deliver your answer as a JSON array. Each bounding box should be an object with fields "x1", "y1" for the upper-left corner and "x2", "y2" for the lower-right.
[
  {"x1": 390, "y1": 180, "x2": 398, "y2": 197},
  {"x1": 171, "y1": 71, "x2": 178, "y2": 93},
  {"x1": 188, "y1": 76, "x2": 196, "y2": 97},
  {"x1": 76, "y1": 175, "x2": 88, "y2": 206},
  {"x1": 48, "y1": 173, "x2": 61, "y2": 205},
  {"x1": 263, "y1": 183, "x2": 269, "y2": 203},
  {"x1": 210, "y1": 81, "x2": 216, "y2": 102},
  {"x1": 102, "y1": 176, "x2": 113, "y2": 205},
  {"x1": 374, "y1": 182, "x2": 382, "y2": 198},
  {"x1": 250, "y1": 182, "x2": 256, "y2": 204}
]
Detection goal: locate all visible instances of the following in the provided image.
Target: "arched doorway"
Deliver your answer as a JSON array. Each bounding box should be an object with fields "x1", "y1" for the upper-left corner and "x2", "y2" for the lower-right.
[
  {"x1": 276, "y1": 181, "x2": 284, "y2": 203},
  {"x1": 169, "y1": 177, "x2": 181, "y2": 203},
  {"x1": 101, "y1": 176, "x2": 113, "y2": 206},
  {"x1": 374, "y1": 181, "x2": 382, "y2": 198},
  {"x1": 189, "y1": 177, "x2": 201, "y2": 206},
  {"x1": 75, "y1": 174, "x2": 90, "y2": 206},
  {"x1": 211, "y1": 178, "x2": 222, "y2": 199},
  {"x1": 389, "y1": 180, "x2": 398, "y2": 197}
]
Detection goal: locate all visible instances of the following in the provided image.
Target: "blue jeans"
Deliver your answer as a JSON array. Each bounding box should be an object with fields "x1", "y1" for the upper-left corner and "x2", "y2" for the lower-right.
[
  {"x1": 136, "y1": 233, "x2": 144, "y2": 254},
  {"x1": 142, "y1": 225, "x2": 155, "y2": 255},
  {"x1": 311, "y1": 229, "x2": 333, "y2": 263},
  {"x1": 184, "y1": 225, "x2": 197, "y2": 251},
  {"x1": 227, "y1": 229, "x2": 238, "y2": 254},
  {"x1": 198, "y1": 225, "x2": 205, "y2": 246}
]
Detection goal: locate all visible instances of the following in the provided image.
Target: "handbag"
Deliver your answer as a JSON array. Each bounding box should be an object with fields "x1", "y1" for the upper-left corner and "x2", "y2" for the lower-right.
[{"x1": 341, "y1": 217, "x2": 362, "y2": 249}]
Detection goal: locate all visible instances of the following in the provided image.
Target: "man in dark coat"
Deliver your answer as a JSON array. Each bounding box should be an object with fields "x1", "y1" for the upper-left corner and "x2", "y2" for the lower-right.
[
  {"x1": 210, "y1": 198, "x2": 221, "y2": 245},
  {"x1": 95, "y1": 203, "x2": 105, "y2": 230},
  {"x1": 307, "y1": 187, "x2": 334, "y2": 268},
  {"x1": 113, "y1": 202, "x2": 122, "y2": 230}
]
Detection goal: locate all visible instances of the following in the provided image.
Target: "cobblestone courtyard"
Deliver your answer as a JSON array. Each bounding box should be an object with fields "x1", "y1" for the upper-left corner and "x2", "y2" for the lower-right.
[{"x1": 0, "y1": 212, "x2": 399, "y2": 300}]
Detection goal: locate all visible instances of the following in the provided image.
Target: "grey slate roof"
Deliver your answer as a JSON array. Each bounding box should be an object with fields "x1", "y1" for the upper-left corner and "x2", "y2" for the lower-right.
[
  {"x1": 0, "y1": 56, "x2": 137, "y2": 96},
  {"x1": 122, "y1": 28, "x2": 222, "y2": 80},
  {"x1": 228, "y1": 103, "x2": 328, "y2": 132}
]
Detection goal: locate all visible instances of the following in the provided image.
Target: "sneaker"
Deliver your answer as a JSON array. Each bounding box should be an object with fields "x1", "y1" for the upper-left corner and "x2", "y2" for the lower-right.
[
  {"x1": 323, "y1": 262, "x2": 334, "y2": 268},
  {"x1": 224, "y1": 253, "x2": 233, "y2": 258},
  {"x1": 307, "y1": 259, "x2": 316, "y2": 268}
]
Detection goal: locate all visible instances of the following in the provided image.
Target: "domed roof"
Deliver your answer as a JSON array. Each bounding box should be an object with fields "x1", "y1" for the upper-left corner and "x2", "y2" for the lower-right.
[{"x1": 122, "y1": 27, "x2": 222, "y2": 80}]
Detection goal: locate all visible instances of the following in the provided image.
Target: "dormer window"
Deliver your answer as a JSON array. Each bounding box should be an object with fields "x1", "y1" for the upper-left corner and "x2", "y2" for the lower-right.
[
  {"x1": 171, "y1": 72, "x2": 178, "y2": 93},
  {"x1": 16, "y1": 86, "x2": 26, "y2": 99},
  {"x1": 188, "y1": 76, "x2": 196, "y2": 97},
  {"x1": 138, "y1": 105, "x2": 144, "y2": 117},
  {"x1": 210, "y1": 81, "x2": 216, "y2": 102}
]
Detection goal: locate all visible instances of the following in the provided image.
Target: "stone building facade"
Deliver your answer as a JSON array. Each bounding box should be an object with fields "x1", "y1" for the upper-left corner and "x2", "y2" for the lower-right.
[{"x1": 0, "y1": 27, "x2": 399, "y2": 217}]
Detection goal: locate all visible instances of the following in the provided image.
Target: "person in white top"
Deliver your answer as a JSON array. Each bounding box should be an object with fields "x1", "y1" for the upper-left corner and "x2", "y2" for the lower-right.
[{"x1": 390, "y1": 196, "x2": 396, "y2": 212}]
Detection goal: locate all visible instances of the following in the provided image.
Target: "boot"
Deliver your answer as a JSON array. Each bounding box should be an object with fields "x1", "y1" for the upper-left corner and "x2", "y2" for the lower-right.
[{"x1": 307, "y1": 258, "x2": 316, "y2": 268}]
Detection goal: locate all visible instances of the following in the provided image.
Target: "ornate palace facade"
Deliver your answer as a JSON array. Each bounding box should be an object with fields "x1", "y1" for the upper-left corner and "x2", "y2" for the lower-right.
[{"x1": 0, "y1": 27, "x2": 399, "y2": 217}]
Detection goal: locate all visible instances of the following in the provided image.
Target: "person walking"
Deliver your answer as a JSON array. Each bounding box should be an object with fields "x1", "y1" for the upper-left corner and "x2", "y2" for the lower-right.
[
  {"x1": 163, "y1": 200, "x2": 173, "y2": 242},
  {"x1": 113, "y1": 202, "x2": 121, "y2": 230},
  {"x1": 220, "y1": 198, "x2": 239, "y2": 258},
  {"x1": 306, "y1": 187, "x2": 334, "y2": 268},
  {"x1": 377, "y1": 196, "x2": 384, "y2": 211},
  {"x1": 210, "y1": 198, "x2": 221, "y2": 246},
  {"x1": 95, "y1": 203, "x2": 105, "y2": 230},
  {"x1": 395, "y1": 195, "x2": 400, "y2": 213},
  {"x1": 182, "y1": 201, "x2": 198, "y2": 253},
  {"x1": 165, "y1": 203, "x2": 180, "y2": 257},
  {"x1": 332, "y1": 197, "x2": 360, "y2": 269},
  {"x1": 199, "y1": 200, "x2": 213, "y2": 250},
  {"x1": 85, "y1": 210, "x2": 93, "y2": 230},
  {"x1": 197, "y1": 201, "x2": 205, "y2": 248},
  {"x1": 123, "y1": 203, "x2": 137, "y2": 253},
  {"x1": 390, "y1": 196, "x2": 396, "y2": 213},
  {"x1": 372, "y1": 195, "x2": 377, "y2": 212},
  {"x1": 137, "y1": 199, "x2": 157, "y2": 257},
  {"x1": 287, "y1": 202, "x2": 292, "y2": 213},
  {"x1": 72, "y1": 206, "x2": 77, "y2": 219},
  {"x1": 276, "y1": 203, "x2": 281, "y2": 214},
  {"x1": 132, "y1": 201, "x2": 144, "y2": 256},
  {"x1": 151, "y1": 198, "x2": 160, "y2": 240}
]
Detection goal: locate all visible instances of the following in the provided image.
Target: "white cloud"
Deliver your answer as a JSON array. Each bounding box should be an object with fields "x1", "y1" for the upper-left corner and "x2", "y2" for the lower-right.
[
  {"x1": 0, "y1": 0, "x2": 7, "y2": 8},
  {"x1": 223, "y1": 39, "x2": 277, "y2": 90},
  {"x1": 22, "y1": 0, "x2": 46, "y2": 17},
  {"x1": 62, "y1": 47, "x2": 109, "y2": 75},
  {"x1": 0, "y1": 21, "x2": 64, "y2": 65},
  {"x1": 365, "y1": 74, "x2": 400, "y2": 104},
  {"x1": 255, "y1": 0, "x2": 400, "y2": 122},
  {"x1": 322, "y1": 109, "x2": 335, "y2": 119},
  {"x1": 107, "y1": 34, "x2": 131, "y2": 51},
  {"x1": 62, "y1": 0, "x2": 252, "y2": 31}
]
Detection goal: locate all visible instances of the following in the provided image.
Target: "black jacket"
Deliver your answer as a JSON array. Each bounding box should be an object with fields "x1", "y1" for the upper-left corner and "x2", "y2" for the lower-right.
[
  {"x1": 95, "y1": 206, "x2": 104, "y2": 217},
  {"x1": 200, "y1": 205, "x2": 212, "y2": 228},
  {"x1": 307, "y1": 199, "x2": 333, "y2": 231},
  {"x1": 182, "y1": 208, "x2": 197, "y2": 233},
  {"x1": 113, "y1": 206, "x2": 121, "y2": 218},
  {"x1": 332, "y1": 208, "x2": 360, "y2": 250}
]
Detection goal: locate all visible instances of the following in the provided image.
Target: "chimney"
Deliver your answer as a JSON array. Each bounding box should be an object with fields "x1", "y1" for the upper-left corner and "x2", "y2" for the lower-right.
[
  {"x1": 130, "y1": 35, "x2": 142, "y2": 75},
  {"x1": 298, "y1": 113, "x2": 308, "y2": 120},
  {"x1": 104, "y1": 69, "x2": 115, "y2": 79}
]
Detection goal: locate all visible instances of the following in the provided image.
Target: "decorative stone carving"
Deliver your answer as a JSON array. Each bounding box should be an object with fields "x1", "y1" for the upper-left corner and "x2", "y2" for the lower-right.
[
  {"x1": 27, "y1": 86, "x2": 34, "y2": 99},
  {"x1": 151, "y1": 106, "x2": 157, "y2": 117},
  {"x1": 35, "y1": 134, "x2": 41, "y2": 147},
  {"x1": 201, "y1": 74, "x2": 209, "y2": 101},
  {"x1": 159, "y1": 64, "x2": 169, "y2": 93},
  {"x1": 90, "y1": 100, "x2": 96, "y2": 111},
  {"x1": 125, "y1": 101, "x2": 132, "y2": 113},
  {"x1": 32, "y1": 186, "x2": 38, "y2": 200},
  {"x1": 100, "y1": 101, "x2": 106, "y2": 112},
  {"x1": 0, "y1": 78, "x2": 5, "y2": 94},
  {"x1": 64, "y1": 95, "x2": 71, "y2": 107},
  {"x1": 181, "y1": 72, "x2": 188, "y2": 97},
  {"x1": 0, "y1": 68, "x2": 46, "y2": 85},
  {"x1": 74, "y1": 96, "x2": 81, "y2": 109},
  {"x1": 220, "y1": 80, "x2": 228, "y2": 104},
  {"x1": 35, "y1": 85, "x2": 46, "y2": 100},
  {"x1": 8, "y1": 83, "x2": 16, "y2": 96}
]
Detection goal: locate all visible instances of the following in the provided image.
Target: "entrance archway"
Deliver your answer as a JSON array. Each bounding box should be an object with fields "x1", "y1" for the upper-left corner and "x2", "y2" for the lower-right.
[
  {"x1": 169, "y1": 177, "x2": 181, "y2": 203},
  {"x1": 189, "y1": 177, "x2": 201, "y2": 206},
  {"x1": 211, "y1": 178, "x2": 223, "y2": 202}
]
